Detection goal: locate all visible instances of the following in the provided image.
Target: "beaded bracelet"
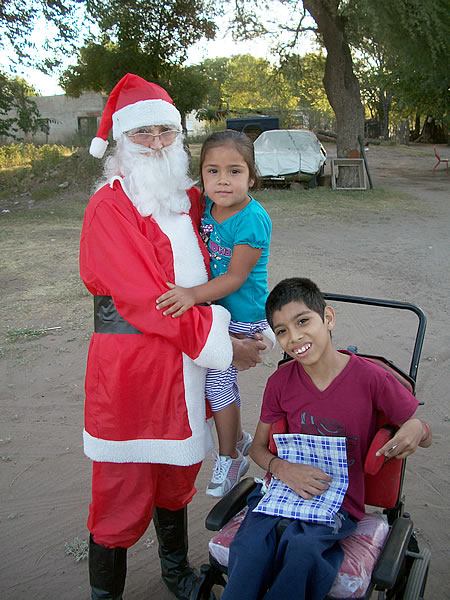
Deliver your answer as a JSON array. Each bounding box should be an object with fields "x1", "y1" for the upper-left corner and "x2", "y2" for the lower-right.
[{"x1": 421, "y1": 422, "x2": 431, "y2": 443}]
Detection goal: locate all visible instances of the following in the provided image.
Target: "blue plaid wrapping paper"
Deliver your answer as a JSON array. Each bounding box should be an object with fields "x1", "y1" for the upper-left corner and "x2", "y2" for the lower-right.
[{"x1": 253, "y1": 434, "x2": 349, "y2": 524}]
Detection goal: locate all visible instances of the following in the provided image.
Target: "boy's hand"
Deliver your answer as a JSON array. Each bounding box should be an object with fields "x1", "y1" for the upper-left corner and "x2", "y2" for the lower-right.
[
  {"x1": 277, "y1": 460, "x2": 332, "y2": 500},
  {"x1": 376, "y1": 417, "x2": 428, "y2": 460},
  {"x1": 156, "y1": 282, "x2": 196, "y2": 318}
]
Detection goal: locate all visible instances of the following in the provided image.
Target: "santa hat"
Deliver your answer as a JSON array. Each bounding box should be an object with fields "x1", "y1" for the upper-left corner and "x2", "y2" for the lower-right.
[{"x1": 89, "y1": 73, "x2": 182, "y2": 158}]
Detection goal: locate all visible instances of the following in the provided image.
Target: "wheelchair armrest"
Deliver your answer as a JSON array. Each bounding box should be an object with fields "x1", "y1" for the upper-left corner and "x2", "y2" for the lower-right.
[
  {"x1": 364, "y1": 425, "x2": 397, "y2": 476},
  {"x1": 205, "y1": 477, "x2": 257, "y2": 531},
  {"x1": 371, "y1": 515, "x2": 413, "y2": 589}
]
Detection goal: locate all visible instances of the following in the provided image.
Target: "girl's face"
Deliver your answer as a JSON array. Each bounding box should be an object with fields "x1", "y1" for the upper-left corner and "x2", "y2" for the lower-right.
[{"x1": 201, "y1": 144, "x2": 255, "y2": 215}]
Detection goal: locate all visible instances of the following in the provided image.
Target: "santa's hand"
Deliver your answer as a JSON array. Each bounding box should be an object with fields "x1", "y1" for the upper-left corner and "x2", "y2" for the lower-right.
[{"x1": 156, "y1": 282, "x2": 195, "y2": 317}]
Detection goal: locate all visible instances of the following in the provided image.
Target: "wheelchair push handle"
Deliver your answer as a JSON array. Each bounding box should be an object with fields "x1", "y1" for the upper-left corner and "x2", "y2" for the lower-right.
[{"x1": 322, "y1": 293, "x2": 427, "y2": 384}]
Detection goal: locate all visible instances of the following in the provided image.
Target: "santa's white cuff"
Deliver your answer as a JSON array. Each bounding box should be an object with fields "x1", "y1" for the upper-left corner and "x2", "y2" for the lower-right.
[
  {"x1": 194, "y1": 305, "x2": 232, "y2": 371},
  {"x1": 260, "y1": 326, "x2": 276, "y2": 354}
]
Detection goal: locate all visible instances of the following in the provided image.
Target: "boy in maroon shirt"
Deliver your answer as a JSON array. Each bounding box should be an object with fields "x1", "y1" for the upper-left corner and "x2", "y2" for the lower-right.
[{"x1": 222, "y1": 277, "x2": 432, "y2": 600}]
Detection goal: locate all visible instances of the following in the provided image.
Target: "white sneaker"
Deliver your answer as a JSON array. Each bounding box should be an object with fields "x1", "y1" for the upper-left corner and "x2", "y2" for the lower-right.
[
  {"x1": 206, "y1": 450, "x2": 249, "y2": 498},
  {"x1": 236, "y1": 430, "x2": 253, "y2": 456}
]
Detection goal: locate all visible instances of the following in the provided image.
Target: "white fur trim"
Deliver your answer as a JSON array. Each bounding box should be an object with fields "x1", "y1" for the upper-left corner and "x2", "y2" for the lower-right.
[
  {"x1": 260, "y1": 326, "x2": 276, "y2": 354},
  {"x1": 155, "y1": 212, "x2": 232, "y2": 370},
  {"x1": 155, "y1": 212, "x2": 208, "y2": 287},
  {"x1": 194, "y1": 305, "x2": 233, "y2": 371},
  {"x1": 89, "y1": 137, "x2": 109, "y2": 158},
  {"x1": 83, "y1": 366, "x2": 214, "y2": 466},
  {"x1": 113, "y1": 99, "x2": 182, "y2": 139}
]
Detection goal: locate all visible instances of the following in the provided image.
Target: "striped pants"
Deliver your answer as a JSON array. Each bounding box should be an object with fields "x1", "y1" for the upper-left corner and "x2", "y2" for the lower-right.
[{"x1": 206, "y1": 318, "x2": 271, "y2": 412}]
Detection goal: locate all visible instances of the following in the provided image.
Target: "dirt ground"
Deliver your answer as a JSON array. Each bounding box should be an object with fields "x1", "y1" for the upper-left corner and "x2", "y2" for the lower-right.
[{"x1": 1, "y1": 142, "x2": 449, "y2": 599}]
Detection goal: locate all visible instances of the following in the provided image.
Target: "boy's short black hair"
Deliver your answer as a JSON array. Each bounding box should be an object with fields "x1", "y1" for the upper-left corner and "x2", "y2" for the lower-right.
[{"x1": 265, "y1": 278, "x2": 327, "y2": 328}]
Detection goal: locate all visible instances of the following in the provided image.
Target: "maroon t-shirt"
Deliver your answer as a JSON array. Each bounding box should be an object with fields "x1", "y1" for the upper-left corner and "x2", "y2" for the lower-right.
[{"x1": 260, "y1": 351, "x2": 418, "y2": 520}]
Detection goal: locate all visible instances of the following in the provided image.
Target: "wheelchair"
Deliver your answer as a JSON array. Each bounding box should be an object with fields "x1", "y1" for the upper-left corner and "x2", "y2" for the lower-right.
[{"x1": 192, "y1": 294, "x2": 431, "y2": 600}]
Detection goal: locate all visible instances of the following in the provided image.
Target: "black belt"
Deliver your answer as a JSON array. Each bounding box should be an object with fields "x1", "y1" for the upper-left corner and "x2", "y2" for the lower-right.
[{"x1": 94, "y1": 295, "x2": 143, "y2": 334}]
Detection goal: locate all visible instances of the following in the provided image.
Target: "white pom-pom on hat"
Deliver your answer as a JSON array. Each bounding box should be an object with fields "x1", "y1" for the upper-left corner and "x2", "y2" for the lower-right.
[{"x1": 89, "y1": 137, "x2": 109, "y2": 159}]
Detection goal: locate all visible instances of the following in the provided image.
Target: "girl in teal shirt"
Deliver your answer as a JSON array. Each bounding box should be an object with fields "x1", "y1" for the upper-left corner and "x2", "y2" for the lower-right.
[{"x1": 157, "y1": 130, "x2": 274, "y2": 498}]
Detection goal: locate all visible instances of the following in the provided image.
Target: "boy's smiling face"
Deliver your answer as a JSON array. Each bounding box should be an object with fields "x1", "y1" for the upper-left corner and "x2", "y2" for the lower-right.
[{"x1": 272, "y1": 300, "x2": 335, "y2": 367}]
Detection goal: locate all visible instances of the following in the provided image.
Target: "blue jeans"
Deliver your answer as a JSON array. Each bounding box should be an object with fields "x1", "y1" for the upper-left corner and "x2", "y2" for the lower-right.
[{"x1": 222, "y1": 485, "x2": 357, "y2": 600}]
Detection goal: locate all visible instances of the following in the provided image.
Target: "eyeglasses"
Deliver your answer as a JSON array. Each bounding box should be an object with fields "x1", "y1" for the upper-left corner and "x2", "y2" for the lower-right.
[{"x1": 126, "y1": 127, "x2": 180, "y2": 145}]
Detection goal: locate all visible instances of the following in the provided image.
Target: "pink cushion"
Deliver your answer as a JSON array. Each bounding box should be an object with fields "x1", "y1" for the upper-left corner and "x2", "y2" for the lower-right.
[
  {"x1": 208, "y1": 508, "x2": 248, "y2": 567},
  {"x1": 208, "y1": 512, "x2": 389, "y2": 598},
  {"x1": 328, "y1": 514, "x2": 389, "y2": 598}
]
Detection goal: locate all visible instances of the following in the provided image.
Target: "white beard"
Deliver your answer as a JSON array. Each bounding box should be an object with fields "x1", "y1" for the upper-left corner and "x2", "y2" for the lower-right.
[{"x1": 100, "y1": 134, "x2": 195, "y2": 217}]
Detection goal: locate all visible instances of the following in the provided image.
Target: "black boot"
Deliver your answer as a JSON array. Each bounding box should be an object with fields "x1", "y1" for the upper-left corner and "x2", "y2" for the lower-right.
[
  {"x1": 89, "y1": 534, "x2": 127, "y2": 600},
  {"x1": 153, "y1": 506, "x2": 198, "y2": 600}
]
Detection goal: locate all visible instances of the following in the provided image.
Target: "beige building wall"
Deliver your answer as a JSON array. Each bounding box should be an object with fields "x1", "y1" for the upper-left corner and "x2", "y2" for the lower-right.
[
  {"x1": 28, "y1": 92, "x2": 107, "y2": 144},
  {"x1": 0, "y1": 92, "x2": 107, "y2": 145}
]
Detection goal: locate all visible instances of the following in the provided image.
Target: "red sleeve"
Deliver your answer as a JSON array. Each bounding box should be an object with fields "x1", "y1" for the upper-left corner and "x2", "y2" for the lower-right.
[
  {"x1": 80, "y1": 188, "x2": 228, "y2": 363},
  {"x1": 260, "y1": 370, "x2": 286, "y2": 424}
]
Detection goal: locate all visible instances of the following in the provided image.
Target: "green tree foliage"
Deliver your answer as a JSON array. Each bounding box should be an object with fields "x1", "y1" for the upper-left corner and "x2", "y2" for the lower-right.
[
  {"x1": 228, "y1": 0, "x2": 449, "y2": 149},
  {"x1": 195, "y1": 55, "x2": 304, "y2": 124},
  {"x1": 84, "y1": 0, "x2": 216, "y2": 63},
  {"x1": 1, "y1": 0, "x2": 80, "y2": 139},
  {"x1": 357, "y1": 0, "x2": 448, "y2": 72},
  {"x1": 0, "y1": 74, "x2": 48, "y2": 139},
  {"x1": 61, "y1": 1, "x2": 216, "y2": 92},
  {"x1": 353, "y1": 43, "x2": 392, "y2": 136},
  {"x1": 164, "y1": 65, "x2": 212, "y2": 120},
  {"x1": 0, "y1": 0, "x2": 80, "y2": 69},
  {"x1": 195, "y1": 57, "x2": 232, "y2": 119},
  {"x1": 0, "y1": 0, "x2": 81, "y2": 139},
  {"x1": 60, "y1": 37, "x2": 152, "y2": 95},
  {"x1": 279, "y1": 53, "x2": 333, "y2": 118},
  {"x1": 195, "y1": 53, "x2": 335, "y2": 129},
  {"x1": 350, "y1": 0, "x2": 449, "y2": 135},
  {"x1": 59, "y1": 39, "x2": 212, "y2": 122},
  {"x1": 228, "y1": 0, "x2": 365, "y2": 157},
  {"x1": 60, "y1": 0, "x2": 217, "y2": 119},
  {"x1": 223, "y1": 54, "x2": 297, "y2": 113}
]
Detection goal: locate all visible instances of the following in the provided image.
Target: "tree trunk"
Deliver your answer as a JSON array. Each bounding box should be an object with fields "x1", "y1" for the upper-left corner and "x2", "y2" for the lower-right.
[
  {"x1": 303, "y1": 0, "x2": 365, "y2": 186},
  {"x1": 420, "y1": 116, "x2": 434, "y2": 142},
  {"x1": 380, "y1": 90, "x2": 392, "y2": 139},
  {"x1": 413, "y1": 114, "x2": 421, "y2": 140}
]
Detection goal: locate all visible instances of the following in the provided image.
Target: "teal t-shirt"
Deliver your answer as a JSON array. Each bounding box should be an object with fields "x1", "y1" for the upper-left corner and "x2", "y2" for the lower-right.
[{"x1": 200, "y1": 195, "x2": 272, "y2": 322}]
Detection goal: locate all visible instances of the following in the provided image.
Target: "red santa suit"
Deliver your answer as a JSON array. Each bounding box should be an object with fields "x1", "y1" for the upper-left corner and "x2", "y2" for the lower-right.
[
  {"x1": 80, "y1": 180, "x2": 232, "y2": 465},
  {"x1": 80, "y1": 179, "x2": 232, "y2": 546},
  {"x1": 83, "y1": 73, "x2": 235, "y2": 590}
]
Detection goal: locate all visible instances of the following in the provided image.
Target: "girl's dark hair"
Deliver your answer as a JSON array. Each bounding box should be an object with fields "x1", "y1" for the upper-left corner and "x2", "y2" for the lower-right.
[
  {"x1": 265, "y1": 278, "x2": 327, "y2": 328},
  {"x1": 199, "y1": 129, "x2": 258, "y2": 188}
]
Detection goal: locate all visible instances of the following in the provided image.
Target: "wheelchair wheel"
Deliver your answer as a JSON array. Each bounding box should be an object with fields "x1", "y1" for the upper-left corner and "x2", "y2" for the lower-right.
[{"x1": 402, "y1": 547, "x2": 431, "y2": 600}]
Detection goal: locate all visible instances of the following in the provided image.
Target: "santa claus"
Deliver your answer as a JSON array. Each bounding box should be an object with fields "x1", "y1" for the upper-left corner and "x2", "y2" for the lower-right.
[{"x1": 81, "y1": 73, "x2": 264, "y2": 599}]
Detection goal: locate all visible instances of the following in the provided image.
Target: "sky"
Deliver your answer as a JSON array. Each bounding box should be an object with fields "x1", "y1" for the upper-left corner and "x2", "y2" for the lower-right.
[{"x1": 12, "y1": 8, "x2": 315, "y2": 96}]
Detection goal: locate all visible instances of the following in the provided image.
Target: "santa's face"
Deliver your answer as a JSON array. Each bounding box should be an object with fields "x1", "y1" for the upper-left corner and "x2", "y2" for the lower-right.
[{"x1": 104, "y1": 130, "x2": 194, "y2": 217}]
